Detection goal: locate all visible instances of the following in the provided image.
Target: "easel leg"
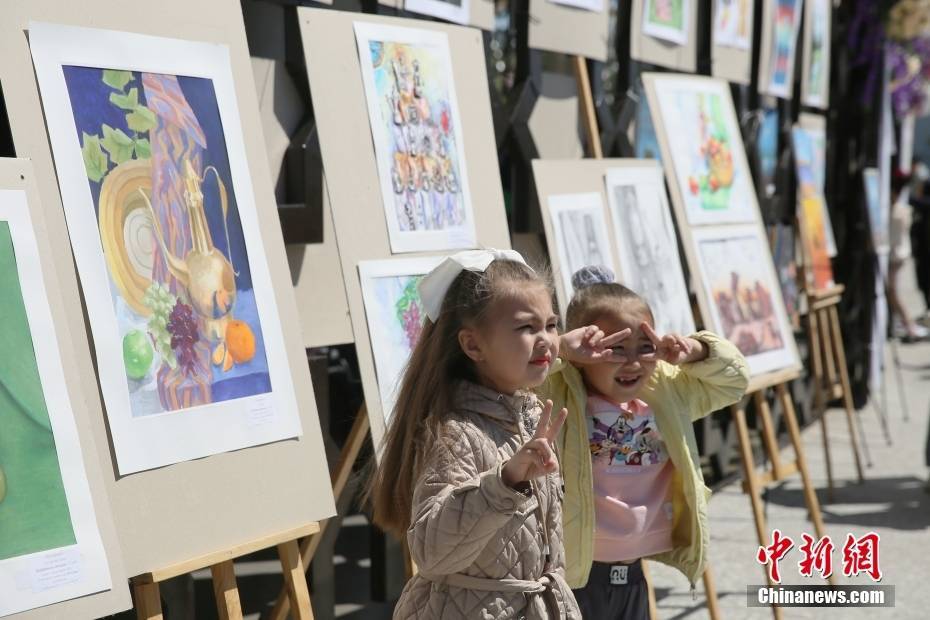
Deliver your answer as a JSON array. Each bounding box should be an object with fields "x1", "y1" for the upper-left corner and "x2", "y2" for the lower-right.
[
  {"x1": 755, "y1": 391, "x2": 786, "y2": 479},
  {"x1": 267, "y1": 406, "x2": 370, "y2": 620},
  {"x1": 776, "y1": 384, "x2": 835, "y2": 585},
  {"x1": 732, "y1": 404, "x2": 783, "y2": 619},
  {"x1": 808, "y1": 309, "x2": 834, "y2": 497},
  {"x1": 134, "y1": 582, "x2": 163, "y2": 620},
  {"x1": 829, "y1": 305, "x2": 866, "y2": 482},
  {"x1": 572, "y1": 56, "x2": 603, "y2": 159},
  {"x1": 278, "y1": 539, "x2": 315, "y2": 620},
  {"x1": 211, "y1": 560, "x2": 244, "y2": 620},
  {"x1": 702, "y1": 566, "x2": 721, "y2": 620},
  {"x1": 889, "y1": 336, "x2": 912, "y2": 422}
]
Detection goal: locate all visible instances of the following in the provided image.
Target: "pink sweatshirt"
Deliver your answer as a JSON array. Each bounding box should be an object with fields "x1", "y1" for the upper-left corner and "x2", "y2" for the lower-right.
[{"x1": 586, "y1": 395, "x2": 675, "y2": 563}]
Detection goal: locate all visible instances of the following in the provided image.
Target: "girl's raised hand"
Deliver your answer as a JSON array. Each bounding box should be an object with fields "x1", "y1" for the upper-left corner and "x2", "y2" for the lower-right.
[
  {"x1": 501, "y1": 399, "x2": 567, "y2": 488},
  {"x1": 560, "y1": 325, "x2": 632, "y2": 365},
  {"x1": 639, "y1": 322, "x2": 704, "y2": 365}
]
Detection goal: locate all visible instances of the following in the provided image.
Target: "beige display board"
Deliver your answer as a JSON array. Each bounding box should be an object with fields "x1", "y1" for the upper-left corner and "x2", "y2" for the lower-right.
[
  {"x1": 529, "y1": 72, "x2": 586, "y2": 159},
  {"x1": 298, "y1": 7, "x2": 510, "y2": 450},
  {"x1": 529, "y1": 0, "x2": 610, "y2": 62},
  {"x1": 642, "y1": 72, "x2": 802, "y2": 392},
  {"x1": 631, "y1": 0, "x2": 698, "y2": 72},
  {"x1": 710, "y1": 0, "x2": 754, "y2": 85},
  {"x1": 380, "y1": 0, "x2": 495, "y2": 31},
  {"x1": 0, "y1": 159, "x2": 130, "y2": 620},
  {"x1": 0, "y1": 0, "x2": 335, "y2": 576}
]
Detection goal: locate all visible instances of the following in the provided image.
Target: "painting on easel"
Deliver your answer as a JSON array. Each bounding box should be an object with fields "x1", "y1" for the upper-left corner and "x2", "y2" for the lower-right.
[
  {"x1": 792, "y1": 126, "x2": 835, "y2": 290},
  {"x1": 355, "y1": 22, "x2": 477, "y2": 253},
  {"x1": 30, "y1": 23, "x2": 303, "y2": 474},
  {"x1": 0, "y1": 189, "x2": 112, "y2": 617},
  {"x1": 692, "y1": 225, "x2": 800, "y2": 377}
]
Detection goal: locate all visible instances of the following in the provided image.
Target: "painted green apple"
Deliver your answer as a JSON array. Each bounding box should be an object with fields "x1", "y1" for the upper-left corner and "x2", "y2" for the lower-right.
[{"x1": 123, "y1": 329, "x2": 154, "y2": 380}]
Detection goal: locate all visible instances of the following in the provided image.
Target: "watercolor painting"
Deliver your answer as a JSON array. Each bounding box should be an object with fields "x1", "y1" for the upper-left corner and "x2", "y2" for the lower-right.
[
  {"x1": 62, "y1": 66, "x2": 271, "y2": 418},
  {"x1": 792, "y1": 126, "x2": 835, "y2": 290},
  {"x1": 0, "y1": 222, "x2": 75, "y2": 562},
  {"x1": 643, "y1": 0, "x2": 690, "y2": 46},
  {"x1": 605, "y1": 167, "x2": 695, "y2": 336},
  {"x1": 766, "y1": 0, "x2": 803, "y2": 98},
  {"x1": 768, "y1": 223, "x2": 800, "y2": 330},
  {"x1": 358, "y1": 257, "x2": 441, "y2": 424},
  {"x1": 31, "y1": 23, "x2": 304, "y2": 474},
  {"x1": 355, "y1": 23, "x2": 476, "y2": 253},
  {"x1": 404, "y1": 0, "x2": 472, "y2": 25},
  {"x1": 863, "y1": 167, "x2": 888, "y2": 252},
  {"x1": 757, "y1": 107, "x2": 779, "y2": 198},
  {"x1": 713, "y1": 0, "x2": 753, "y2": 50},
  {"x1": 650, "y1": 75, "x2": 757, "y2": 225},
  {"x1": 547, "y1": 192, "x2": 615, "y2": 309},
  {"x1": 803, "y1": 121, "x2": 837, "y2": 255},
  {"x1": 693, "y1": 225, "x2": 798, "y2": 376},
  {"x1": 803, "y1": 0, "x2": 831, "y2": 107}
]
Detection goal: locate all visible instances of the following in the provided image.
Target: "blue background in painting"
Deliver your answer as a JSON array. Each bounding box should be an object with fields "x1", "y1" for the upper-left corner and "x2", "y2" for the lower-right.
[
  {"x1": 758, "y1": 107, "x2": 779, "y2": 185},
  {"x1": 61, "y1": 66, "x2": 252, "y2": 291},
  {"x1": 61, "y1": 66, "x2": 270, "y2": 411}
]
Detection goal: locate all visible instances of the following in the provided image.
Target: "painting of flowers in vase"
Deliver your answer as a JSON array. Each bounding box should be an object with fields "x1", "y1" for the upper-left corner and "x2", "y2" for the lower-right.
[{"x1": 62, "y1": 67, "x2": 270, "y2": 418}]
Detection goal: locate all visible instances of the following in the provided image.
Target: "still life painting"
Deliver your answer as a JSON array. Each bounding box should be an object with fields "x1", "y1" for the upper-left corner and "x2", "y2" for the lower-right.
[{"x1": 643, "y1": 0, "x2": 690, "y2": 46}]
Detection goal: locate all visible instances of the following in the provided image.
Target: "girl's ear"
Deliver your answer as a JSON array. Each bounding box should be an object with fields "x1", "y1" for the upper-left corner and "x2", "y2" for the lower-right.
[{"x1": 458, "y1": 327, "x2": 484, "y2": 363}]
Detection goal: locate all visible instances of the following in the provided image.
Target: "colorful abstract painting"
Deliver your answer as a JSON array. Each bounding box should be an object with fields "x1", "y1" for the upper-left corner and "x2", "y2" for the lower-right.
[
  {"x1": 649, "y1": 75, "x2": 757, "y2": 225},
  {"x1": 31, "y1": 23, "x2": 303, "y2": 474},
  {"x1": 803, "y1": 120, "x2": 837, "y2": 255},
  {"x1": 547, "y1": 192, "x2": 616, "y2": 311},
  {"x1": 359, "y1": 257, "x2": 441, "y2": 424},
  {"x1": 643, "y1": 0, "x2": 690, "y2": 46},
  {"x1": 766, "y1": 0, "x2": 803, "y2": 98},
  {"x1": 62, "y1": 66, "x2": 271, "y2": 418},
  {"x1": 355, "y1": 23, "x2": 476, "y2": 253},
  {"x1": 792, "y1": 126, "x2": 835, "y2": 290},
  {"x1": 693, "y1": 225, "x2": 799, "y2": 376},
  {"x1": 0, "y1": 222, "x2": 75, "y2": 562},
  {"x1": 606, "y1": 166, "x2": 695, "y2": 336},
  {"x1": 713, "y1": 0, "x2": 753, "y2": 50}
]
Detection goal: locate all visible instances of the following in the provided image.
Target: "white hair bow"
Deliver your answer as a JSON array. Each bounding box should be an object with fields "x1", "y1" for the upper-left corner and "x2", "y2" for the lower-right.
[{"x1": 417, "y1": 248, "x2": 532, "y2": 322}]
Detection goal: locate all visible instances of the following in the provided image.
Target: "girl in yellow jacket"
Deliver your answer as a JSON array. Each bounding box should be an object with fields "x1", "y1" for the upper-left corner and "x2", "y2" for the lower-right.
[{"x1": 537, "y1": 266, "x2": 750, "y2": 619}]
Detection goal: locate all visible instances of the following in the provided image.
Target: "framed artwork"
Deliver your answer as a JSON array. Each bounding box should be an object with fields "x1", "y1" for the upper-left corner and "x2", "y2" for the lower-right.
[
  {"x1": 768, "y1": 223, "x2": 800, "y2": 330},
  {"x1": 642, "y1": 0, "x2": 690, "y2": 46},
  {"x1": 792, "y1": 126, "x2": 835, "y2": 290},
  {"x1": 358, "y1": 256, "x2": 442, "y2": 425},
  {"x1": 354, "y1": 22, "x2": 477, "y2": 253},
  {"x1": 713, "y1": 0, "x2": 753, "y2": 50},
  {"x1": 645, "y1": 73, "x2": 758, "y2": 226},
  {"x1": 757, "y1": 107, "x2": 779, "y2": 199},
  {"x1": 801, "y1": 0, "x2": 831, "y2": 108},
  {"x1": 404, "y1": 0, "x2": 472, "y2": 25},
  {"x1": 691, "y1": 225, "x2": 800, "y2": 377},
  {"x1": 762, "y1": 0, "x2": 803, "y2": 98},
  {"x1": 30, "y1": 22, "x2": 303, "y2": 474},
  {"x1": 546, "y1": 192, "x2": 616, "y2": 312},
  {"x1": 605, "y1": 166, "x2": 696, "y2": 336},
  {"x1": 800, "y1": 118, "x2": 837, "y2": 255},
  {"x1": 863, "y1": 167, "x2": 888, "y2": 253},
  {"x1": 0, "y1": 190, "x2": 112, "y2": 616}
]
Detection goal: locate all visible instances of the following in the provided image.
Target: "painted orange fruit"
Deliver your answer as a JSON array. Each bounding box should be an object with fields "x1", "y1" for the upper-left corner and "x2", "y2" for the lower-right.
[{"x1": 226, "y1": 320, "x2": 256, "y2": 364}]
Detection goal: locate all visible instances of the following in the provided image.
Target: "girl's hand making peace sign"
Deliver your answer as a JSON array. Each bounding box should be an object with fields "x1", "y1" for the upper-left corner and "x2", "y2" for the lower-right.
[
  {"x1": 639, "y1": 323, "x2": 708, "y2": 366},
  {"x1": 501, "y1": 399, "x2": 567, "y2": 488},
  {"x1": 560, "y1": 325, "x2": 632, "y2": 365}
]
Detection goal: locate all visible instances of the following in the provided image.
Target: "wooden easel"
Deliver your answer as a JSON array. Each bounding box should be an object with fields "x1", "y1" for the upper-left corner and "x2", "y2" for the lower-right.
[
  {"x1": 731, "y1": 372, "x2": 834, "y2": 620},
  {"x1": 572, "y1": 58, "x2": 720, "y2": 620},
  {"x1": 805, "y1": 283, "x2": 867, "y2": 498},
  {"x1": 266, "y1": 405, "x2": 370, "y2": 620},
  {"x1": 133, "y1": 522, "x2": 320, "y2": 620}
]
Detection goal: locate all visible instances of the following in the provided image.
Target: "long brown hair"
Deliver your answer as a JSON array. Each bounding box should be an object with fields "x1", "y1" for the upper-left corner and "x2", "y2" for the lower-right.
[{"x1": 365, "y1": 258, "x2": 549, "y2": 537}]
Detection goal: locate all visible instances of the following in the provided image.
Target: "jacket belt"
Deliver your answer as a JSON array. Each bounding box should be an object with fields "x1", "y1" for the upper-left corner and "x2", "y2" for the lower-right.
[{"x1": 420, "y1": 570, "x2": 575, "y2": 619}]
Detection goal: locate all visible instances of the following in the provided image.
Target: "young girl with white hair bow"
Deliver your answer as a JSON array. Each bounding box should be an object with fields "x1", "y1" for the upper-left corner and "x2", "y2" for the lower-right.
[{"x1": 366, "y1": 249, "x2": 623, "y2": 619}]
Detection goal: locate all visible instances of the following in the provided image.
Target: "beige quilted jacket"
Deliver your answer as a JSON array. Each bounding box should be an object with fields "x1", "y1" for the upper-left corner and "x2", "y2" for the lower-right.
[{"x1": 393, "y1": 381, "x2": 581, "y2": 620}]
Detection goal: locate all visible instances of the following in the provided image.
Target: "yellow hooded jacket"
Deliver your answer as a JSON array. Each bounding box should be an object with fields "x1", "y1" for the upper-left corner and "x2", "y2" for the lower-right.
[{"x1": 537, "y1": 331, "x2": 750, "y2": 590}]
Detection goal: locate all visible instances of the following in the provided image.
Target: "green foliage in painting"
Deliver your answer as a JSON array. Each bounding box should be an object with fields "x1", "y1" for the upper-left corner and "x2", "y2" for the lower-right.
[{"x1": 81, "y1": 132, "x2": 109, "y2": 183}]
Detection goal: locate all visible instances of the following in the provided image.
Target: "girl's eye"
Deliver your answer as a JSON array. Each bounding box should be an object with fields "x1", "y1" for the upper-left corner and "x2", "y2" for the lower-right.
[
  {"x1": 640, "y1": 344, "x2": 657, "y2": 354},
  {"x1": 517, "y1": 325, "x2": 533, "y2": 332},
  {"x1": 546, "y1": 322, "x2": 558, "y2": 331}
]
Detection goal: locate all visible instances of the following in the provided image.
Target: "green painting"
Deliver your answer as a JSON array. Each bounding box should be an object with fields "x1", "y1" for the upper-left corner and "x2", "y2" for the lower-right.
[{"x1": 0, "y1": 221, "x2": 75, "y2": 561}]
